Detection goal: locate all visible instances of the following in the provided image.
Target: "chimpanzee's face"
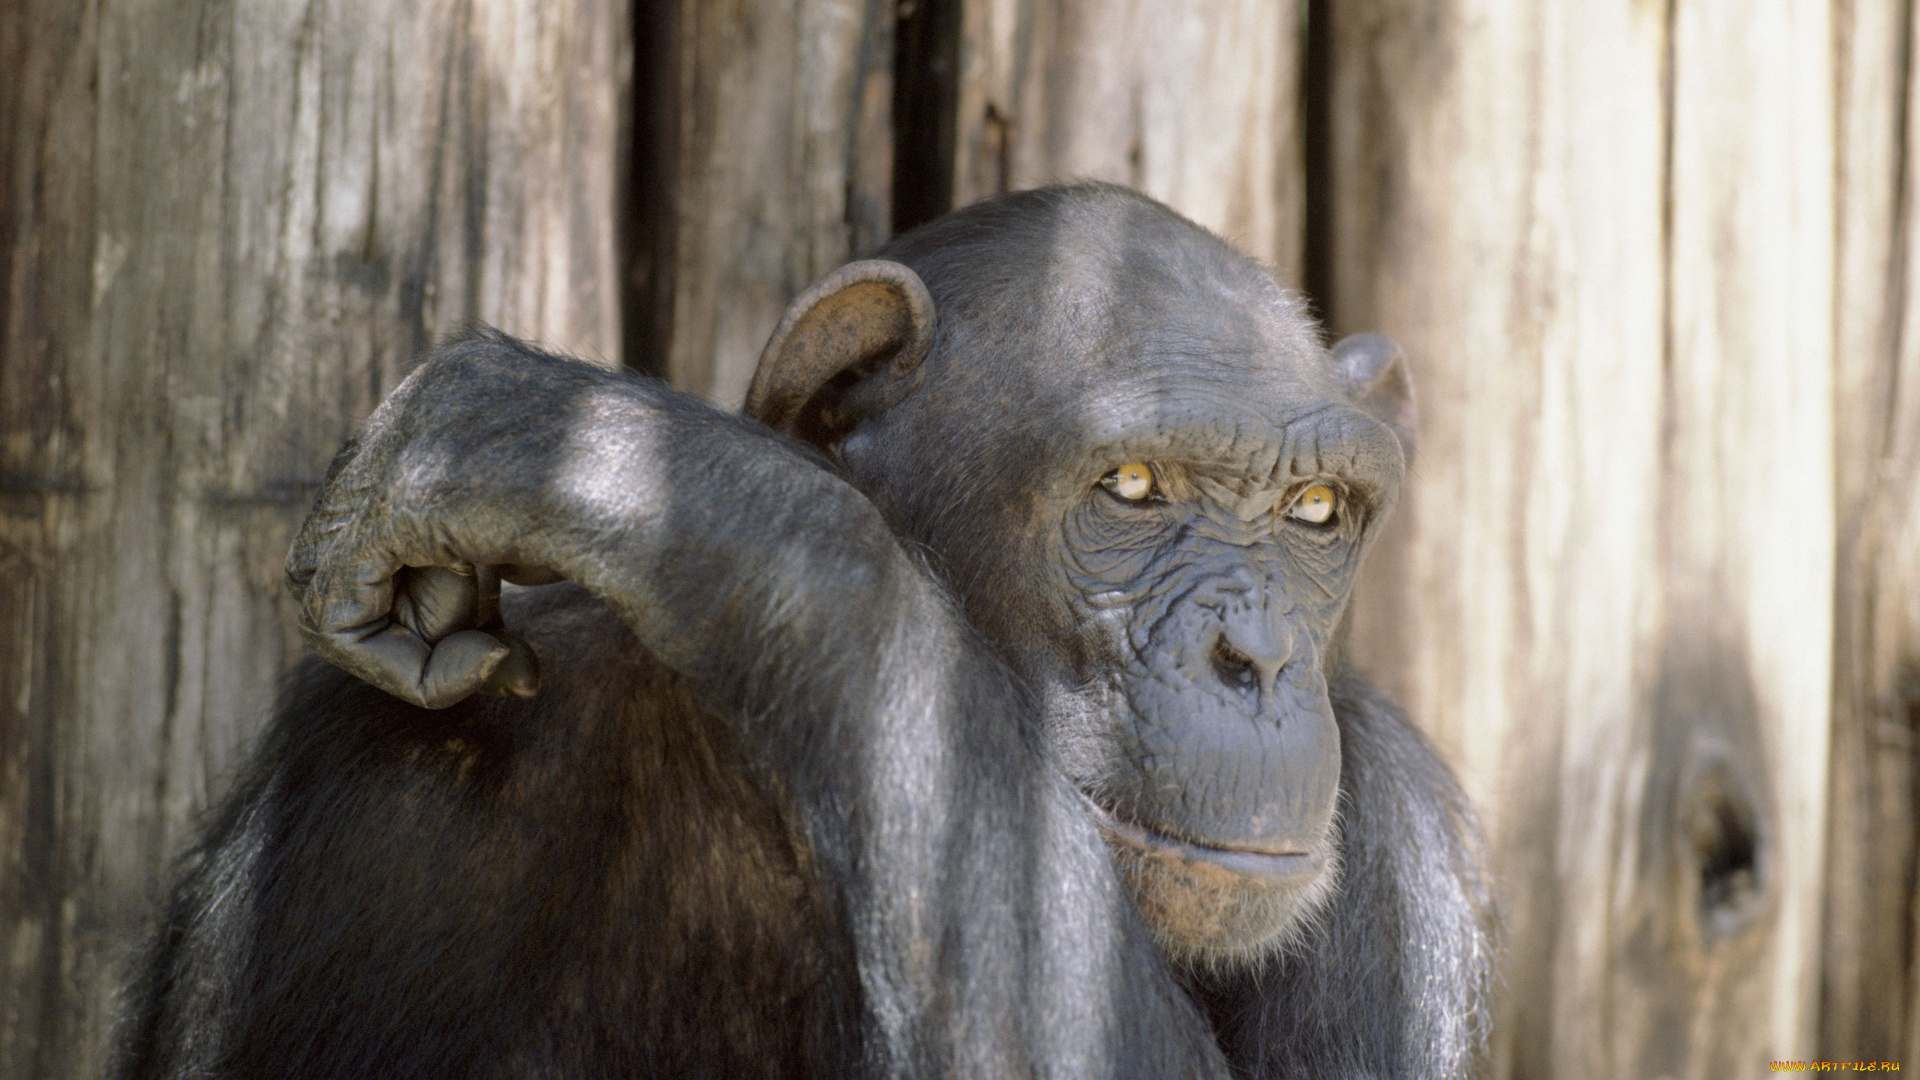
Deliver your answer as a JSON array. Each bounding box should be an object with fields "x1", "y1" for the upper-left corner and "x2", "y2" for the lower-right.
[{"x1": 838, "y1": 189, "x2": 1404, "y2": 966}]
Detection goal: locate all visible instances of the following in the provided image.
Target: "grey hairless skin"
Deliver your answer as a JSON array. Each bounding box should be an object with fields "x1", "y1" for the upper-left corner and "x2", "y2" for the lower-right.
[{"x1": 117, "y1": 184, "x2": 1491, "y2": 1080}]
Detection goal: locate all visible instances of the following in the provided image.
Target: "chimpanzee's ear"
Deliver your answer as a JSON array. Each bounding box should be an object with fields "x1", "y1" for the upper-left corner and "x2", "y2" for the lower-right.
[
  {"x1": 1330, "y1": 332, "x2": 1417, "y2": 468},
  {"x1": 744, "y1": 259, "x2": 936, "y2": 449}
]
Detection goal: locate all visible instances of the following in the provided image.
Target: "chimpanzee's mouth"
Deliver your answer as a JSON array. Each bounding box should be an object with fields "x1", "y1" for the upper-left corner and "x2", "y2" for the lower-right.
[{"x1": 1074, "y1": 789, "x2": 1323, "y2": 884}]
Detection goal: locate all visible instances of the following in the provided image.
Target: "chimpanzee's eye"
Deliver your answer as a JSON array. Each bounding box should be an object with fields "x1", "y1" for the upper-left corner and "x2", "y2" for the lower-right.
[
  {"x1": 1100, "y1": 463, "x2": 1155, "y2": 501},
  {"x1": 1286, "y1": 483, "x2": 1337, "y2": 525}
]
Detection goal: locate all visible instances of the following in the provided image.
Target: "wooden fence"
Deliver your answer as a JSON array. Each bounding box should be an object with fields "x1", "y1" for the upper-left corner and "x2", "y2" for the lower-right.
[{"x1": 2, "y1": 0, "x2": 1915, "y2": 1076}]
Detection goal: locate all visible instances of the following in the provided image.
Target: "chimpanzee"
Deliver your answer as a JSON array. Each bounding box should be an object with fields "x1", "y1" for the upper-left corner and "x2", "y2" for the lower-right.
[{"x1": 114, "y1": 184, "x2": 1493, "y2": 1079}]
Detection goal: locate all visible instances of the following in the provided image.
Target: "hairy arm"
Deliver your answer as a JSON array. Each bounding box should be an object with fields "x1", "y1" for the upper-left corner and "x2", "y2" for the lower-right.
[{"x1": 283, "y1": 331, "x2": 1228, "y2": 1079}]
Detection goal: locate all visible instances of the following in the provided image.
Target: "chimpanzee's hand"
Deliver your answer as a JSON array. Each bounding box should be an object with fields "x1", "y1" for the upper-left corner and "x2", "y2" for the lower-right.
[
  {"x1": 284, "y1": 343, "x2": 585, "y2": 709},
  {"x1": 288, "y1": 550, "x2": 546, "y2": 708},
  {"x1": 284, "y1": 325, "x2": 902, "y2": 714}
]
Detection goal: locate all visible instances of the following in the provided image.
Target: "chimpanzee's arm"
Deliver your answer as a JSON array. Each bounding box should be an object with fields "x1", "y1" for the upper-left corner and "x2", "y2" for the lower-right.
[{"x1": 283, "y1": 330, "x2": 1229, "y2": 1078}]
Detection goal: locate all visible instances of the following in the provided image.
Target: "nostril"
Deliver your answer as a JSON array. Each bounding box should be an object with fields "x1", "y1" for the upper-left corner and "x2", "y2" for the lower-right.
[{"x1": 1211, "y1": 635, "x2": 1257, "y2": 689}]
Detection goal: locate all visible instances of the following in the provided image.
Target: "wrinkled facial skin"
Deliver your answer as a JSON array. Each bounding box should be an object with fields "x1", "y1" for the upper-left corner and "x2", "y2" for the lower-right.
[
  {"x1": 1055, "y1": 428, "x2": 1391, "y2": 966},
  {"x1": 840, "y1": 187, "x2": 1404, "y2": 968}
]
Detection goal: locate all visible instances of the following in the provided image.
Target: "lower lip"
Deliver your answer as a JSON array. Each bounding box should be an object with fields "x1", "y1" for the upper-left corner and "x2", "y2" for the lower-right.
[{"x1": 1077, "y1": 792, "x2": 1323, "y2": 883}]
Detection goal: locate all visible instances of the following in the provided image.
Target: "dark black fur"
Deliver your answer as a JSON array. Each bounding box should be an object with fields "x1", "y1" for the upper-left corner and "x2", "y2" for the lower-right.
[
  {"x1": 115, "y1": 186, "x2": 1492, "y2": 1079},
  {"x1": 119, "y1": 588, "x2": 857, "y2": 1078}
]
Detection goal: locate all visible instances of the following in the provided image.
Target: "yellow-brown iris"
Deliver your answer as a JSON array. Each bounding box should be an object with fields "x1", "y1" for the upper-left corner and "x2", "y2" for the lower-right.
[
  {"x1": 1101, "y1": 462, "x2": 1155, "y2": 501},
  {"x1": 1287, "y1": 484, "x2": 1336, "y2": 524}
]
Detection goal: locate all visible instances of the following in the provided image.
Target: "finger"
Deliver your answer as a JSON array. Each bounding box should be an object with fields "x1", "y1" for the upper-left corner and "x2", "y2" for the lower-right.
[
  {"x1": 420, "y1": 630, "x2": 513, "y2": 708},
  {"x1": 304, "y1": 623, "x2": 508, "y2": 710},
  {"x1": 393, "y1": 564, "x2": 483, "y2": 643},
  {"x1": 304, "y1": 622, "x2": 431, "y2": 706},
  {"x1": 479, "y1": 629, "x2": 541, "y2": 699}
]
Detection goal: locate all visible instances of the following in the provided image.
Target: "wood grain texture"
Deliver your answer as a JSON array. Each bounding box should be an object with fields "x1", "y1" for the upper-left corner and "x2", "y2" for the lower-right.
[
  {"x1": 1822, "y1": 0, "x2": 1920, "y2": 1061},
  {"x1": 949, "y1": 0, "x2": 1302, "y2": 276},
  {"x1": 1326, "y1": 0, "x2": 1837, "y2": 1073},
  {"x1": 661, "y1": 0, "x2": 894, "y2": 408},
  {"x1": 0, "y1": 0, "x2": 626, "y2": 1073},
  {"x1": 1658, "y1": 0, "x2": 1834, "y2": 1065}
]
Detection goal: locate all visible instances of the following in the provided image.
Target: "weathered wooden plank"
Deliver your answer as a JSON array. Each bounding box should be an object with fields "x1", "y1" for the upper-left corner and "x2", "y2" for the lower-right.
[
  {"x1": 1321, "y1": 1, "x2": 1668, "y2": 1074},
  {"x1": 0, "y1": 0, "x2": 627, "y2": 1073},
  {"x1": 1325, "y1": 0, "x2": 1836, "y2": 1073},
  {"x1": 948, "y1": 0, "x2": 1301, "y2": 276},
  {"x1": 1661, "y1": 0, "x2": 1834, "y2": 1065},
  {"x1": 1820, "y1": 0, "x2": 1920, "y2": 1061},
  {"x1": 655, "y1": 0, "x2": 1301, "y2": 401},
  {"x1": 660, "y1": 0, "x2": 894, "y2": 407}
]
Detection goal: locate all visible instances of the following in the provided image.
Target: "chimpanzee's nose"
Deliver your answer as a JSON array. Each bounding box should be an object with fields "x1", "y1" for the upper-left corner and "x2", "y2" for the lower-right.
[{"x1": 1208, "y1": 592, "x2": 1293, "y2": 697}]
